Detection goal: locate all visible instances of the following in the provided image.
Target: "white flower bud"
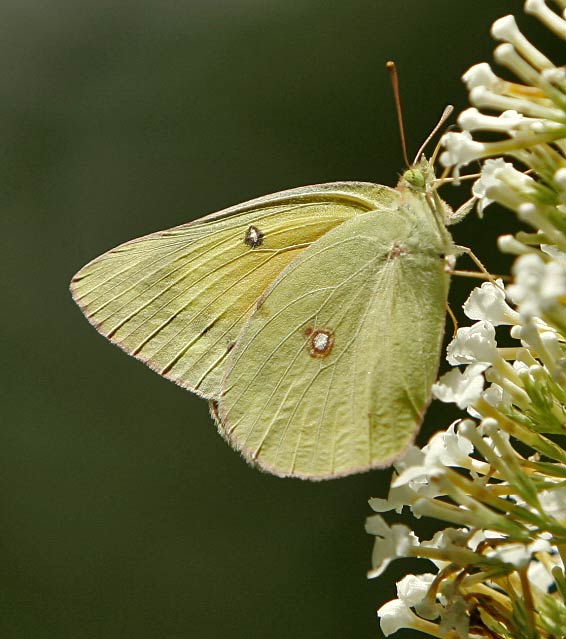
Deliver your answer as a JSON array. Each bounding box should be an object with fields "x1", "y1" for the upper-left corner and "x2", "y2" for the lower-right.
[
  {"x1": 497, "y1": 234, "x2": 531, "y2": 254},
  {"x1": 462, "y1": 62, "x2": 500, "y2": 90},
  {"x1": 463, "y1": 280, "x2": 518, "y2": 325},
  {"x1": 440, "y1": 131, "x2": 485, "y2": 170},
  {"x1": 492, "y1": 13, "x2": 553, "y2": 70},
  {"x1": 459, "y1": 108, "x2": 528, "y2": 133},
  {"x1": 491, "y1": 15, "x2": 520, "y2": 42},
  {"x1": 525, "y1": 0, "x2": 566, "y2": 39},
  {"x1": 396, "y1": 573, "x2": 435, "y2": 607},
  {"x1": 378, "y1": 599, "x2": 420, "y2": 637},
  {"x1": 366, "y1": 515, "x2": 419, "y2": 578},
  {"x1": 422, "y1": 421, "x2": 475, "y2": 465},
  {"x1": 446, "y1": 321, "x2": 499, "y2": 366},
  {"x1": 432, "y1": 364, "x2": 487, "y2": 409}
]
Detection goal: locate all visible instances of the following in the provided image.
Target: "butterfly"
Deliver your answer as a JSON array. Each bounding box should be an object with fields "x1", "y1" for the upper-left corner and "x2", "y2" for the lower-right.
[{"x1": 70, "y1": 153, "x2": 469, "y2": 480}]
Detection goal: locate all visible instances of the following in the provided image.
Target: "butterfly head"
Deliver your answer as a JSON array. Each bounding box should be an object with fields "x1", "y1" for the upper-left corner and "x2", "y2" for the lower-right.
[{"x1": 399, "y1": 156, "x2": 436, "y2": 193}]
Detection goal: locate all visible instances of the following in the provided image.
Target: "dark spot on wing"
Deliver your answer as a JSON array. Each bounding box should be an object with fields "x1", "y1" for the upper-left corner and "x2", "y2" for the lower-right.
[
  {"x1": 305, "y1": 327, "x2": 334, "y2": 358},
  {"x1": 244, "y1": 225, "x2": 264, "y2": 248}
]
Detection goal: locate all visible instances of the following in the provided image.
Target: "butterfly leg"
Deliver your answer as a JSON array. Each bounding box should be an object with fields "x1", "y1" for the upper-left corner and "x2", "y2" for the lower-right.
[
  {"x1": 451, "y1": 245, "x2": 508, "y2": 287},
  {"x1": 446, "y1": 303, "x2": 459, "y2": 337}
]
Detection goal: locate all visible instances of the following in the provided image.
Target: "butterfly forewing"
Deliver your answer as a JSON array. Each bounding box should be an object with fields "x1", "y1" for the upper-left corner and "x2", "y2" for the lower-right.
[
  {"x1": 215, "y1": 203, "x2": 451, "y2": 479},
  {"x1": 71, "y1": 182, "x2": 398, "y2": 399}
]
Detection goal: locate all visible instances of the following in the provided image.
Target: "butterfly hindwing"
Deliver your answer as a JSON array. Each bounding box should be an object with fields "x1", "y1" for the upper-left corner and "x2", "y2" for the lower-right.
[
  {"x1": 70, "y1": 182, "x2": 399, "y2": 399},
  {"x1": 215, "y1": 201, "x2": 451, "y2": 479}
]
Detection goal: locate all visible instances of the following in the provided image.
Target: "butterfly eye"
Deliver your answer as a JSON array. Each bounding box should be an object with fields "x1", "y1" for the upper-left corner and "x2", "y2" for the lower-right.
[
  {"x1": 244, "y1": 225, "x2": 264, "y2": 248},
  {"x1": 402, "y1": 168, "x2": 426, "y2": 190},
  {"x1": 304, "y1": 328, "x2": 334, "y2": 358}
]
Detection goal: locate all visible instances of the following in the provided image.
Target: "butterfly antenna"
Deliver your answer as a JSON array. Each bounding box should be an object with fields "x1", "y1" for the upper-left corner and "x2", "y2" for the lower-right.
[
  {"x1": 414, "y1": 105, "x2": 454, "y2": 165},
  {"x1": 386, "y1": 61, "x2": 410, "y2": 168}
]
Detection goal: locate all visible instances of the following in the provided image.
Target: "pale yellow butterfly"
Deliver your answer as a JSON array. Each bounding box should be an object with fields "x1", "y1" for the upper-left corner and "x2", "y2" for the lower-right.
[{"x1": 70, "y1": 151, "x2": 464, "y2": 479}]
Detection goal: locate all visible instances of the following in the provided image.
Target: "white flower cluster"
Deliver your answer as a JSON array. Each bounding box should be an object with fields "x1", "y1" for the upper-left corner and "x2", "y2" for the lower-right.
[
  {"x1": 441, "y1": 9, "x2": 566, "y2": 179},
  {"x1": 368, "y1": 417, "x2": 566, "y2": 638},
  {"x1": 432, "y1": 277, "x2": 566, "y2": 434},
  {"x1": 368, "y1": 3, "x2": 566, "y2": 638}
]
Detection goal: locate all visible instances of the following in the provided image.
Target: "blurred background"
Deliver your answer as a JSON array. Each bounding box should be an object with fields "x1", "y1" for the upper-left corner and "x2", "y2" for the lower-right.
[{"x1": 1, "y1": 1, "x2": 551, "y2": 637}]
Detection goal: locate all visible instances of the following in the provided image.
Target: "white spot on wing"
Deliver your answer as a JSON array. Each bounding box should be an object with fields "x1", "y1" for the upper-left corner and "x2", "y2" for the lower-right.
[{"x1": 313, "y1": 332, "x2": 329, "y2": 352}]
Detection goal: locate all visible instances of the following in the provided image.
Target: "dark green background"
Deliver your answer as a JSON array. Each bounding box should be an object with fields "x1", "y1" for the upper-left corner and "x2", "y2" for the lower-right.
[{"x1": 2, "y1": 1, "x2": 543, "y2": 637}]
